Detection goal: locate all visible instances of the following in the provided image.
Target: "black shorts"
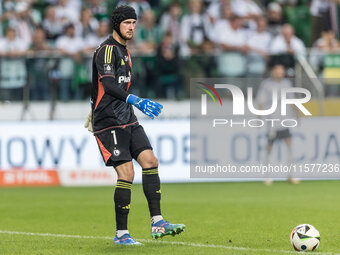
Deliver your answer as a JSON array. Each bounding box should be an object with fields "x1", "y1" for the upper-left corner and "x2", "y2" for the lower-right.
[
  {"x1": 95, "y1": 123, "x2": 152, "y2": 167},
  {"x1": 267, "y1": 128, "x2": 291, "y2": 145}
]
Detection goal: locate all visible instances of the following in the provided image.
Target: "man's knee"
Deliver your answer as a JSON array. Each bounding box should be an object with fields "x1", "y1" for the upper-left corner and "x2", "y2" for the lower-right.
[
  {"x1": 137, "y1": 150, "x2": 159, "y2": 168},
  {"x1": 148, "y1": 156, "x2": 158, "y2": 168},
  {"x1": 143, "y1": 155, "x2": 158, "y2": 168}
]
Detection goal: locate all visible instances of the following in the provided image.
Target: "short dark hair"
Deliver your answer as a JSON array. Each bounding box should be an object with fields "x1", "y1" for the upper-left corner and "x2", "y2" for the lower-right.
[
  {"x1": 63, "y1": 23, "x2": 75, "y2": 33},
  {"x1": 229, "y1": 15, "x2": 241, "y2": 22}
]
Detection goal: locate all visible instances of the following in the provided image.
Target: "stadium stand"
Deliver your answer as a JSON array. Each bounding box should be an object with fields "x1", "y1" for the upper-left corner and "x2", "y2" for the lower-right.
[{"x1": 0, "y1": 0, "x2": 339, "y2": 116}]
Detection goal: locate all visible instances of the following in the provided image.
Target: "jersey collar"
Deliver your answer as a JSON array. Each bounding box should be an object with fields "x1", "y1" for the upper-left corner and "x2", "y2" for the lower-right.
[{"x1": 110, "y1": 36, "x2": 127, "y2": 48}]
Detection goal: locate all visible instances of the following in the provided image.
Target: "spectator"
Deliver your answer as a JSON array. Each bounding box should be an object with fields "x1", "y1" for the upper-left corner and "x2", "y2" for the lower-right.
[
  {"x1": 310, "y1": 0, "x2": 333, "y2": 44},
  {"x1": 68, "y1": 0, "x2": 82, "y2": 17},
  {"x1": 283, "y1": 0, "x2": 311, "y2": 46},
  {"x1": 313, "y1": 30, "x2": 340, "y2": 53},
  {"x1": 0, "y1": 27, "x2": 28, "y2": 100},
  {"x1": 159, "y1": 1, "x2": 182, "y2": 44},
  {"x1": 42, "y1": 5, "x2": 64, "y2": 42},
  {"x1": 84, "y1": 20, "x2": 110, "y2": 51},
  {"x1": 270, "y1": 24, "x2": 306, "y2": 56},
  {"x1": 28, "y1": 27, "x2": 52, "y2": 56},
  {"x1": 56, "y1": 23, "x2": 84, "y2": 101},
  {"x1": 217, "y1": 15, "x2": 248, "y2": 54},
  {"x1": 230, "y1": 0, "x2": 262, "y2": 30},
  {"x1": 270, "y1": 24, "x2": 306, "y2": 76},
  {"x1": 75, "y1": 8, "x2": 99, "y2": 38},
  {"x1": 247, "y1": 17, "x2": 272, "y2": 57},
  {"x1": 0, "y1": 0, "x2": 16, "y2": 36},
  {"x1": 4, "y1": 2, "x2": 36, "y2": 47},
  {"x1": 206, "y1": 0, "x2": 231, "y2": 23},
  {"x1": 156, "y1": 32, "x2": 182, "y2": 99},
  {"x1": 267, "y1": 2, "x2": 284, "y2": 37},
  {"x1": 28, "y1": 27, "x2": 53, "y2": 101},
  {"x1": 230, "y1": 0, "x2": 262, "y2": 19},
  {"x1": 310, "y1": 30, "x2": 340, "y2": 73},
  {"x1": 196, "y1": 38, "x2": 218, "y2": 77},
  {"x1": 211, "y1": 3, "x2": 232, "y2": 41},
  {"x1": 85, "y1": 0, "x2": 110, "y2": 21},
  {"x1": 55, "y1": 0, "x2": 80, "y2": 25},
  {"x1": 247, "y1": 17, "x2": 272, "y2": 76},
  {"x1": 56, "y1": 24, "x2": 83, "y2": 65},
  {"x1": 0, "y1": 26, "x2": 29, "y2": 57},
  {"x1": 215, "y1": 14, "x2": 249, "y2": 77},
  {"x1": 136, "y1": 9, "x2": 162, "y2": 55},
  {"x1": 180, "y1": 0, "x2": 212, "y2": 55}
]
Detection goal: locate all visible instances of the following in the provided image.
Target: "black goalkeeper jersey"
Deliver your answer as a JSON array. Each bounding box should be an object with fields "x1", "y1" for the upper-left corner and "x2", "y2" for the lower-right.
[{"x1": 91, "y1": 36, "x2": 137, "y2": 133}]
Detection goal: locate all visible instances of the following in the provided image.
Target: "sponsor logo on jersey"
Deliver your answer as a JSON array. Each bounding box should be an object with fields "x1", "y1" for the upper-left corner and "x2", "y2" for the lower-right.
[
  {"x1": 121, "y1": 59, "x2": 125, "y2": 65},
  {"x1": 104, "y1": 64, "x2": 114, "y2": 74},
  {"x1": 124, "y1": 56, "x2": 128, "y2": 62},
  {"x1": 118, "y1": 76, "x2": 131, "y2": 83}
]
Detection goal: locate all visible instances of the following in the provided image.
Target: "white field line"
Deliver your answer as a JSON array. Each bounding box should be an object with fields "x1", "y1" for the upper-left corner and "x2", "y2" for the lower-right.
[{"x1": 0, "y1": 230, "x2": 337, "y2": 255}]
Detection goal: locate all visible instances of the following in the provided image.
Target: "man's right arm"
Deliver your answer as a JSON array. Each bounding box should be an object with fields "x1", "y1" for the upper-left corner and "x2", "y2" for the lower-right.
[{"x1": 95, "y1": 45, "x2": 163, "y2": 119}]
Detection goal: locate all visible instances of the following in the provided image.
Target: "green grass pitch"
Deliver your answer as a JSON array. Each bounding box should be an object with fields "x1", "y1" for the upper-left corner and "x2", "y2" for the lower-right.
[{"x1": 1, "y1": 181, "x2": 340, "y2": 255}]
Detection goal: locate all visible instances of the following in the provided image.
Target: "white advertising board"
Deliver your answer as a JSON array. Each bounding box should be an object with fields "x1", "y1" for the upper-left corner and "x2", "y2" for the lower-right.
[
  {"x1": 0, "y1": 117, "x2": 339, "y2": 186},
  {"x1": 0, "y1": 120, "x2": 189, "y2": 185}
]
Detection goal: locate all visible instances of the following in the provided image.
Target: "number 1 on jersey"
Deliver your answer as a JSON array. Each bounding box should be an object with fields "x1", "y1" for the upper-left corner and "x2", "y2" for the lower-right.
[{"x1": 111, "y1": 130, "x2": 117, "y2": 145}]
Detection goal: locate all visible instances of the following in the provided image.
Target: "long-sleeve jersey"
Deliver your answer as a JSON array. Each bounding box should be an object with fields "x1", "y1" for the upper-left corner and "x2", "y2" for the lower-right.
[{"x1": 91, "y1": 36, "x2": 137, "y2": 133}]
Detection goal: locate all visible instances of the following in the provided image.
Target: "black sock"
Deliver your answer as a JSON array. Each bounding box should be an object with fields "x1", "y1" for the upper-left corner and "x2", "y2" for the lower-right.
[
  {"x1": 142, "y1": 167, "x2": 161, "y2": 217},
  {"x1": 114, "y1": 179, "x2": 132, "y2": 230}
]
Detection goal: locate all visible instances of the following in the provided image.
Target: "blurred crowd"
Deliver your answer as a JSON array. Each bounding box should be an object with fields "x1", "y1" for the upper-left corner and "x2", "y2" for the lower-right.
[{"x1": 0, "y1": 0, "x2": 339, "y2": 101}]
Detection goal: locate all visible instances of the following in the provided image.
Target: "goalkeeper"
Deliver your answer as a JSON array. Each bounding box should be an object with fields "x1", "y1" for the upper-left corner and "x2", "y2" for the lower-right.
[{"x1": 85, "y1": 5, "x2": 185, "y2": 245}]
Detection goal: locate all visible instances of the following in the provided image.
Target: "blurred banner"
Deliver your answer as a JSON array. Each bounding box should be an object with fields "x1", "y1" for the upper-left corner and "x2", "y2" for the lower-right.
[
  {"x1": 0, "y1": 118, "x2": 339, "y2": 186},
  {"x1": 0, "y1": 120, "x2": 189, "y2": 186}
]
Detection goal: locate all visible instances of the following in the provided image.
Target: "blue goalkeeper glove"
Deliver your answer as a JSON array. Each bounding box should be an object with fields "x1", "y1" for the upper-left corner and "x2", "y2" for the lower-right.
[{"x1": 126, "y1": 94, "x2": 163, "y2": 119}]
